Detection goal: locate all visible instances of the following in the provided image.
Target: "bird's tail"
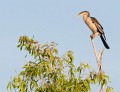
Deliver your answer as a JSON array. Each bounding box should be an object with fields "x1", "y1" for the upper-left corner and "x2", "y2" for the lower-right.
[{"x1": 100, "y1": 35, "x2": 110, "y2": 49}]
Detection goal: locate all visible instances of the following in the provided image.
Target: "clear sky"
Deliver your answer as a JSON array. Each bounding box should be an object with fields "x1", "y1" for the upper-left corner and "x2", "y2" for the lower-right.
[{"x1": 0, "y1": 0, "x2": 120, "y2": 92}]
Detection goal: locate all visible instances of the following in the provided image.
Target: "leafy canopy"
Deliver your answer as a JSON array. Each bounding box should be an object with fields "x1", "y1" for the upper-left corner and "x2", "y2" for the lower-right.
[{"x1": 7, "y1": 36, "x2": 114, "y2": 92}]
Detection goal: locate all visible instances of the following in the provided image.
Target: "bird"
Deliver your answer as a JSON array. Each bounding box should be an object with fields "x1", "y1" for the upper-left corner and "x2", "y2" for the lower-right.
[{"x1": 78, "y1": 11, "x2": 110, "y2": 49}]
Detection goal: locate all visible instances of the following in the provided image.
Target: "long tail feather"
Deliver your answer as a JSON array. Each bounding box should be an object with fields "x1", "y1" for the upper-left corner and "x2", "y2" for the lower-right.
[{"x1": 100, "y1": 35, "x2": 110, "y2": 49}]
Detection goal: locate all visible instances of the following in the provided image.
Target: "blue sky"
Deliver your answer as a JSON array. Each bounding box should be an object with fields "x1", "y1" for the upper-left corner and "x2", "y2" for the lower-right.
[{"x1": 0, "y1": 0, "x2": 120, "y2": 92}]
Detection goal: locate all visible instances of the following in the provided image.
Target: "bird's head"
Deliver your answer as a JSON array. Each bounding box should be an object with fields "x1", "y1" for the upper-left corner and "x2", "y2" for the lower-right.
[{"x1": 78, "y1": 11, "x2": 90, "y2": 16}]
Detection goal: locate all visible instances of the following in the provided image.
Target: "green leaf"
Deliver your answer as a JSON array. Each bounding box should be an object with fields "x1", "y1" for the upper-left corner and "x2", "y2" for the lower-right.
[
  {"x1": 41, "y1": 44, "x2": 48, "y2": 48},
  {"x1": 7, "y1": 82, "x2": 12, "y2": 91},
  {"x1": 17, "y1": 44, "x2": 21, "y2": 48},
  {"x1": 20, "y1": 46, "x2": 23, "y2": 51},
  {"x1": 54, "y1": 48, "x2": 58, "y2": 54},
  {"x1": 106, "y1": 86, "x2": 114, "y2": 92}
]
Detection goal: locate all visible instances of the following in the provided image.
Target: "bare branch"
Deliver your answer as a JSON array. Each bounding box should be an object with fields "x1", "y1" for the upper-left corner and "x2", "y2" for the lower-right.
[{"x1": 91, "y1": 38, "x2": 104, "y2": 92}]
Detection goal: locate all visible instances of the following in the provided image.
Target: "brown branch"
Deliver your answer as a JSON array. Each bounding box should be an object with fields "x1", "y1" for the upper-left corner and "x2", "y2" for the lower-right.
[
  {"x1": 100, "y1": 84, "x2": 105, "y2": 92},
  {"x1": 91, "y1": 38, "x2": 104, "y2": 92}
]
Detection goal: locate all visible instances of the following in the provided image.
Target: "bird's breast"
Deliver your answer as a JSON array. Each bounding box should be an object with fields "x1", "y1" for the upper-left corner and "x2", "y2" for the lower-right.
[{"x1": 85, "y1": 18, "x2": 97, "y2": 34}]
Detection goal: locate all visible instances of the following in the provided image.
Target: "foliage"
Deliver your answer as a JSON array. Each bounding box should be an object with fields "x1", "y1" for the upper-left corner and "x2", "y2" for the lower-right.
[{"x1": 7, "y1": 36, "x2": 113, "y2": 92}]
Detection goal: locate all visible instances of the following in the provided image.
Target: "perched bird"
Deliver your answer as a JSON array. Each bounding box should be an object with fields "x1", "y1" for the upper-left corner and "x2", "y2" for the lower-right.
[{"x1": 78, "y1": 11, "x2": 110, "y2": 49}]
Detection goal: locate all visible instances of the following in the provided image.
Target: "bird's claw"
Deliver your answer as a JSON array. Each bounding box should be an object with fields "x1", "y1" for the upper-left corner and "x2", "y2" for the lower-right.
[{"x1": 90, "y1": 34, "x2": 95, "y2": 39}]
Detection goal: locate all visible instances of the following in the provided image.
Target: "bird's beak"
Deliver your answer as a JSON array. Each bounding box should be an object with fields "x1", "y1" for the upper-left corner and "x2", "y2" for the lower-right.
[{"x1": 77, "y1": 12, "x2": 83, "y2": 16}]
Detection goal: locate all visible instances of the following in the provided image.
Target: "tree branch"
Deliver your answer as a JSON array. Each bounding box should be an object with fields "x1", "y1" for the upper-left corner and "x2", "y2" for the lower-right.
[{"x1": 91, "y1": 38, "x2": 104, "y2": 92}]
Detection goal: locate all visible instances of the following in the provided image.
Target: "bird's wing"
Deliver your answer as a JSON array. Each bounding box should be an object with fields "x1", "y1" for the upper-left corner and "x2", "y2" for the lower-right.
[
  {"x1": 91, "y1": 17, "x2": 104, "y2": 34},
  {"x1": 91, "y1": 17, "x2": 106, "y2": 40}
]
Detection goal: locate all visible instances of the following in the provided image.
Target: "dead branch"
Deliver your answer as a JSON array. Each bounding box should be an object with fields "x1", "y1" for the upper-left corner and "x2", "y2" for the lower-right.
[{"x1": 91, "y1": 38, "x2": 104, "y2": 92}]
